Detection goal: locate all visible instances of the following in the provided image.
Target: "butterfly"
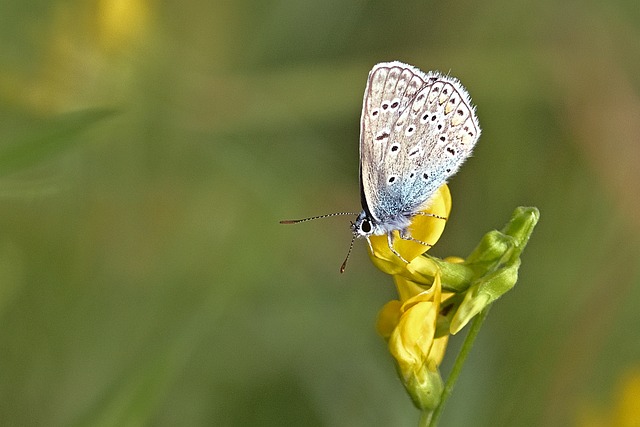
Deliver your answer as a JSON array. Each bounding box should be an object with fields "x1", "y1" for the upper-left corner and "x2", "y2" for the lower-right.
[{"x1": 282, "y1": 61, "x2": 481, "y2": 272}]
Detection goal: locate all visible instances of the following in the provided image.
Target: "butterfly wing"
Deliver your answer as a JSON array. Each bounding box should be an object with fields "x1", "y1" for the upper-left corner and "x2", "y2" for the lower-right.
[
  {"x1": 359, "y1": 62, "x2": 427, "y2": 222},
  {"x1": 359, "y1": 61, "x2": 480, "y2": 225}
]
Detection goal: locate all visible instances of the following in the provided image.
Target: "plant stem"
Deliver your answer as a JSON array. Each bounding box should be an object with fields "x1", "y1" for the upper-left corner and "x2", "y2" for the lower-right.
[
  {"x1": 426, "y1": 305, "x2": 492, "y2": 427},
  {"x1": 419, "y1": 409, "x2": 433, "y2": 427}
]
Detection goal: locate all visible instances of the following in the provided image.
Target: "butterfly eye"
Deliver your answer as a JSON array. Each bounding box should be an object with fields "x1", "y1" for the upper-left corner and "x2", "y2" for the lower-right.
[{"x1": 360, "y1": 219, "x2": 372, "y2": 233}]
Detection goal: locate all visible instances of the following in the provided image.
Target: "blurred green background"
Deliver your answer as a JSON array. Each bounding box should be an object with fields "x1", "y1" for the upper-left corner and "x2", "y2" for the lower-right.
[{"x1": 1, "y1": 0, "x2": 639, "y2": 426}]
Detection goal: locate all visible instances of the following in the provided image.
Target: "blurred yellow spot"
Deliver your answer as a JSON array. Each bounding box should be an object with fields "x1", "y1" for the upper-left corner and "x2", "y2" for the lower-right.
[
  {"x1": 615, "y1": 369, "x2": 640, "y2": 426},
  {"x1": 578, "y1": 367, "x2": 640, "y2": 427},
  {"x1": 98, "y1": 0, "x2": 150, "y2": 53}
]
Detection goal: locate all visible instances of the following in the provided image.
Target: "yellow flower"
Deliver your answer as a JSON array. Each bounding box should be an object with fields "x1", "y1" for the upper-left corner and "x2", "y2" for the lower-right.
[{"x1": 376, "y1": 271, "x2": 452, "y2": 410}]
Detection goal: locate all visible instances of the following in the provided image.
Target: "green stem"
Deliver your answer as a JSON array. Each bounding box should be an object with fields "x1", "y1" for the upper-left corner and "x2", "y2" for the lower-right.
[
  {"x1": 425, "y1": 305, "x2": 492, "y2": 427},
  {"x1": 419, "y1": 408, "x2": 433, "y2": 427}
]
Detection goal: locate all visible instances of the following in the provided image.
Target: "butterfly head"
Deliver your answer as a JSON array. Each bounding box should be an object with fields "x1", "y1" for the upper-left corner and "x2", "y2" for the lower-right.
[
  {"x1": 353, "y1": 209, "x2": 416, "y2": 238},
  {"x1": 351, "y1": 211, "x2": 373, "y2": 237},
  {"x1": 353, "y1": 210, "x2": 392, "y2": 238}
]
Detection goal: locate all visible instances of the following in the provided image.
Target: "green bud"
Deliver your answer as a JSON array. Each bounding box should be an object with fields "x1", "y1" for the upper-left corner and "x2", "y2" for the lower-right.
[
  {"x1": 401, "y1": 364, "x2": 444, "y2": 410},
  {"x1": 450, "y1": 261, "x2": 520, "y2": 334},
  {"x1": 447, "y1": 206, "x2": 539, "y2": 333}
]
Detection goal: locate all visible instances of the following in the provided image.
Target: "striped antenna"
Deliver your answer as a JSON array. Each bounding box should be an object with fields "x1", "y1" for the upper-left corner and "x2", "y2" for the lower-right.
[
  {"x1": 339, "y1": 233, "x2": 357, "y2": 273},
  {"x1": 280, "y1": 212, "x2": 358, "y2": 224},
  {"x1": 280, "y1": 211, "x2": 360, "y2": 273}
]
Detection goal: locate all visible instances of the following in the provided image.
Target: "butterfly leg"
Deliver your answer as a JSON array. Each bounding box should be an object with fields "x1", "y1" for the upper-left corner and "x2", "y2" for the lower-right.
[
  {"x1": 387, "y1": 232, "x2": 409, "y2": 264},
  {"x1": 414, "y1": 212, "x2": 448, "y2": 221},
  {"x1": 365, "y1": 236, "x2": 374, "y2": 254},
  {"x1": 399, "y1": 229, "x2": 433, "y2": 248}
]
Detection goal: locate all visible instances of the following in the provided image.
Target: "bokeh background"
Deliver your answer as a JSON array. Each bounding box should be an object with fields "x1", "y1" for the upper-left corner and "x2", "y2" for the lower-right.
[{"x1": 1, "y1": 1, "x2": 639, "y2": 426}]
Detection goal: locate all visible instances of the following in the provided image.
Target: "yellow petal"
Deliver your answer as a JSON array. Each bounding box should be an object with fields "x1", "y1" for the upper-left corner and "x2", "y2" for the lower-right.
[
  {"x1": 388, "y1": 272, "x2": 443, "y2": 378},
  {"x1": 376, "y1": 300, "x2": 402, "y2": 339},
  {"x1": 394, "y1": 275, "x2": 429, "y2": 303},
  {"x1": 389, "y1": 299, "x2": 438, "y2": 378},
  {"x1": 427, "y1": 334, "x2": 450, "y2": 369}
]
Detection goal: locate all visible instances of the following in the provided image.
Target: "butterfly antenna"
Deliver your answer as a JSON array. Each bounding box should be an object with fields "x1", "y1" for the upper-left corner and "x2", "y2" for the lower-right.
[
  {"x1": 340, "y1": 233, "x2": 357, "y2": 274},
  {"x1": 280, "y1": 212, "x2": 358, "y2": 224}
]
